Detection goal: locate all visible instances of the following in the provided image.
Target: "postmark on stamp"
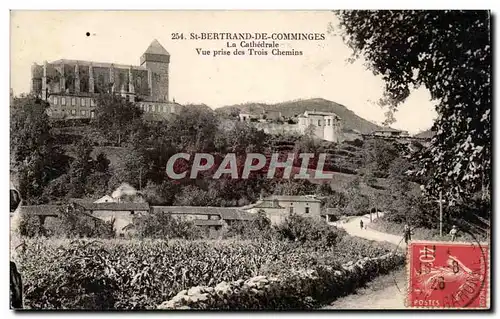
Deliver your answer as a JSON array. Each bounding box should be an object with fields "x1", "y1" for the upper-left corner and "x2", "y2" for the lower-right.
[{"x1": 407, "y1": 241, "x2": 489, "y2": 309}]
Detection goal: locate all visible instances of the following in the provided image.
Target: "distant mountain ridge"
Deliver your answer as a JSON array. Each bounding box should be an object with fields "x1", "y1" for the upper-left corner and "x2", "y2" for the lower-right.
[
  {"x1": 217, "y1": 98, "x2": 394, "y2": 134},
  {"x1": 414, "y1": 129, "x2": 436, "y2": 139}
]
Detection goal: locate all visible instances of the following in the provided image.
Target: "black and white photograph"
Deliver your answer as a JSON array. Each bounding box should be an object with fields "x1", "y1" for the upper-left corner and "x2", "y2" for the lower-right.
[{"x1": 8, "y1": 9, "x2": 491, "y2": 311}]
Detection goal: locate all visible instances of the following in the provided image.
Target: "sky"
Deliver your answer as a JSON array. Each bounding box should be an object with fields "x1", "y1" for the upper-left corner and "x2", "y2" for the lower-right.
[{"x1": 10, "y1": 10, "x2": 437, "y2": 133}]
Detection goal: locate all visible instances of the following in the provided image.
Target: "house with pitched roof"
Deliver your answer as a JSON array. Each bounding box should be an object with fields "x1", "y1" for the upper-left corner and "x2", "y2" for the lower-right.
[
  {"x1": 150, "y1": 206, "x2": 255, "y2": 230},
  {"x1": 243, "y1": 195, "x2": 322, "y2": 225}
]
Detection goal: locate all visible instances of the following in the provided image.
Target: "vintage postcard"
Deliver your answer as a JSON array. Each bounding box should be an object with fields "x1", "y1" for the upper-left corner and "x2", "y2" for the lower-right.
[{"x1": 9, "y1": 10, "x2": 491, "y2": 310}]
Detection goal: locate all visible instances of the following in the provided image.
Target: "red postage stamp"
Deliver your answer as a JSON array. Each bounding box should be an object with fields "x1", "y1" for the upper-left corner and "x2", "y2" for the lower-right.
[{"x1": 407, "y1": 241, "x2": 489, "y2": 309}]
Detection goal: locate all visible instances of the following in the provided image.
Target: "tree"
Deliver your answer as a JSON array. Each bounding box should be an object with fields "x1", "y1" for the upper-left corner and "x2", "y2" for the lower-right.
[
  {"x1": 335, "y1": 11, "x2": 491, "y2": 203},
  {"x1": 94, "y1": 152, "x2": 111, "y2": 173},
  {"x1": 109, "y1": 148, "x2": 149, "y2": 190},
  {"x1": 92, "y1": 94, "x2": 143, "y2": 146},
  {"x1": 41, "y1": 174, "x2": 70, "y2": 202},
  {"x1": 173, "y1": 184, "x2": 221, "y2": 206},
  {"x1": 322, "y1": 190, "x2": 348, "y2": 209},
  {"x1": 214, "y1": 121, "x2": 267, "y2": 154},
  {"x1": 343, "y1": 177, "x2": 370, "y2": 216},
  {"x1": 133, "y1": 211, "x2": 202, "y2": 239},
  {"x1": 165, "y1": 106, "x2": 219, "y2": 152},
  {"x1": 67, "y1": 137, "x2": 94, "y2": 197},
  {"x1": 10, "y1": 96, "x2": 65, "y2": 202},
  {"x1": 361, "y1": 139, "x2": 399, "y2": 179},
  {"x1": 58, "y1": 204, "x2": 115, "y2": 238},
  {"x1": 141, "y1": 180, "x2": 180, "y2": 205}
]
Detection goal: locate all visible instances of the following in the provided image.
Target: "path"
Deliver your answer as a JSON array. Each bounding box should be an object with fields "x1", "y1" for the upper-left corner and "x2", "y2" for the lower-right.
[
  {"x1": 332, "y1": 213, "x2": 406, "y2": 248},
  {"x1": 324, "y1": 213, "x2": 408, "y2": 309}
]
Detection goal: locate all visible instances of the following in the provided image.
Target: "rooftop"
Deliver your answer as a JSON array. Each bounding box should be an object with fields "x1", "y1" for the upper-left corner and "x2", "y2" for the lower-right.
[
  {"x1": 252, "y1": 200, "x2": 285, "y2": 209},
  {"x1": 20, "y1": 205, "x2": 62, "y2": 216},
  {"x1": 303, "y1": 111, "x2": 341, "y2": 119},
  {"x1": 144, "y1": 39, "x2": 170, "y2": 56},
  {"x1": 49, "y1": 59, "x2": 147, "y2": 71},
  {"x1": 372, "y1": 127, "x2": 407, "y2": 133},
  {"x1": 264, "y1": 195, "x2": 321, "y2": 203},
  {"x1": 151, "y1": 206, "x2": 255, "y2": 221},
  {"x1": 71, "y1": 199, "x2": 150, "y2": 212}
]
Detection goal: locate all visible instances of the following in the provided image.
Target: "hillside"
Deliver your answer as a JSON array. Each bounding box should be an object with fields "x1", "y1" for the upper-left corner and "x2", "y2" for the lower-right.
[
  {"x1": 414, "y1": 129, "x2": 436, "y2": 139},
  {"x1": 218, "y1": 98, "x2": 387, "y2": 134}
]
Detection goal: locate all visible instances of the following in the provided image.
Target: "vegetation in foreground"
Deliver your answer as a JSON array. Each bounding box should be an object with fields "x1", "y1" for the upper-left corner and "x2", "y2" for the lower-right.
[{"x1": 16, "y1": 217, "x2": 396, "y2": 309}]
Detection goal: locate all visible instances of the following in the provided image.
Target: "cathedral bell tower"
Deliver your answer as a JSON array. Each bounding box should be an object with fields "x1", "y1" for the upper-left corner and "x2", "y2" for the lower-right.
[{"x1": 140, "y1": 39, "x2": 170, "y2": 102}]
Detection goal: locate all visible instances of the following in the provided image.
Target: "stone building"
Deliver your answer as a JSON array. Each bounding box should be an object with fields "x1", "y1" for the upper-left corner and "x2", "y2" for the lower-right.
[
  {"x1": 243, "y1": 195, "x2": 322, "y2": 225},
  {"x1": 71, "y1": 201, "x2": 150, "y2": 237},
  {"x1": 151, "y1": 206, "x2": 256, "y2": 229},
  {"x1": 371, "y1": 128, "x2": 409, "y2": 138},
  {"x1": 246, "y1": 110, "x2": 344, "y2": 143},
  {"x1": 30, "y1": 39, "x2": 178, "y2": 119},
  {"x1": 298, "y1": 111, "x2": 343, "y2": 143}
]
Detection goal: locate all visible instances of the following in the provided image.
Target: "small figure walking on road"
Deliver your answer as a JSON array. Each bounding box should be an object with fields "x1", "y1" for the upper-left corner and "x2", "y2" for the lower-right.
[
  {"x1": 404, "y1": 224, "x2": 412, "y2": 244},
  {"x1": 449, "y1": 225, "x2": 458, "y2": 242},
  {"x1": 360, "y1": 219, "x2": 364, "y2": 230}
]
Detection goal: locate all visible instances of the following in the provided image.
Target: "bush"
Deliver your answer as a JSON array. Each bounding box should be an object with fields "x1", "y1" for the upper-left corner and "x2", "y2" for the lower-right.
[
  {"x1": 57, "y1": 204, "x2": 115, "y2": 238},
  {"x1": 132, "y1": 212, "x2": 203, "y2": 240},
  {"x1": 18, "y1": 213, "x2": 43, "y2": 238},
  {"x1": 223, "y1": 211, "x2": 275, "y2": 240},
  {"x1": 275, "y1": 213, "x2": 347, "y2": 248}
]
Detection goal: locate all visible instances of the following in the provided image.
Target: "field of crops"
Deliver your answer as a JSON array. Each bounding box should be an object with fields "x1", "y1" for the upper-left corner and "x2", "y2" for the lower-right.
[{"x1": 16, "y1": 237, "x2": 395, "y2": 310}]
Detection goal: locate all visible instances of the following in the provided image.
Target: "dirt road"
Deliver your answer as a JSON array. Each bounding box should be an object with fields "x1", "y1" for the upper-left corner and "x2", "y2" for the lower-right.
[
  {"x1": 333, "y1": 213, "x2": 406, "y2": 248},
  {"x1": 324, "y1": 214, "x2": 408, "y2": 309}
]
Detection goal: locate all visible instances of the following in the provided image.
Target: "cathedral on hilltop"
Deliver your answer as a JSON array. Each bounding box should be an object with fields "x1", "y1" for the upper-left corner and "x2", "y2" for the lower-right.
[{"x1": 30, "y1": 39, "x2": 178, "y2": 119}]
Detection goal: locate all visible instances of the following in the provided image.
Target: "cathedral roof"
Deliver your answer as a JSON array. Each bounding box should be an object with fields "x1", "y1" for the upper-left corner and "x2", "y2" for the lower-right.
[
  {"x1": 49, "y1": 59, "x2": 146, "y2": 71},
  {"x1": 144, "y1": 39, "x2": 170, "y2": 56}
]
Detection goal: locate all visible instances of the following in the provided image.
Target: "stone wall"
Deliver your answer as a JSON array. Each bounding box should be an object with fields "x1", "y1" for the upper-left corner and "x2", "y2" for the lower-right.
[
  {"x1": 253, "y1": 122, "x2": 302, "y2": 136},
  {"x1": 157, "y1": 252, "x2": 405, "y2": 310}
]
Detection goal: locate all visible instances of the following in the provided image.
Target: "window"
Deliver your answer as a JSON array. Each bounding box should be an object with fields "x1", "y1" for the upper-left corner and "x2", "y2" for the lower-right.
[
  {"x1": 327, "y1": 119, "x2": 331, "y2": 126},
  {"x1": 155, "y1": 105, "x2": 159, "y2": 112},
  {"x1": 61, "y1": 97, "x2": 66, "y2": 106},
  {"x1": 71, "y1": 109, "x2": 76, "y2": 115},
  {"x1": 71, "y1": 97, "x2": 76, "y2": 106},
  {"x1": 289, "y1": 207, "x2": 294, "y2": 214},
  {"x1": 305, "y1": 207, "x2": 310, "y2": 214},
  {"x1": 317, "y1": 120, "x2": 321, "y2": 126},
  {"x1": 81, "y1": 110, "x2": 86, "y2": 116},
  {"x1": 91, "y1": 99, "x2": 96, "y2": 106},
  {"x1": 53, "y1": 96, "x2": 58, "y2": 105},
  {"x1": 81, "y1": 98, "x2": 86, "y2": 106}
]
